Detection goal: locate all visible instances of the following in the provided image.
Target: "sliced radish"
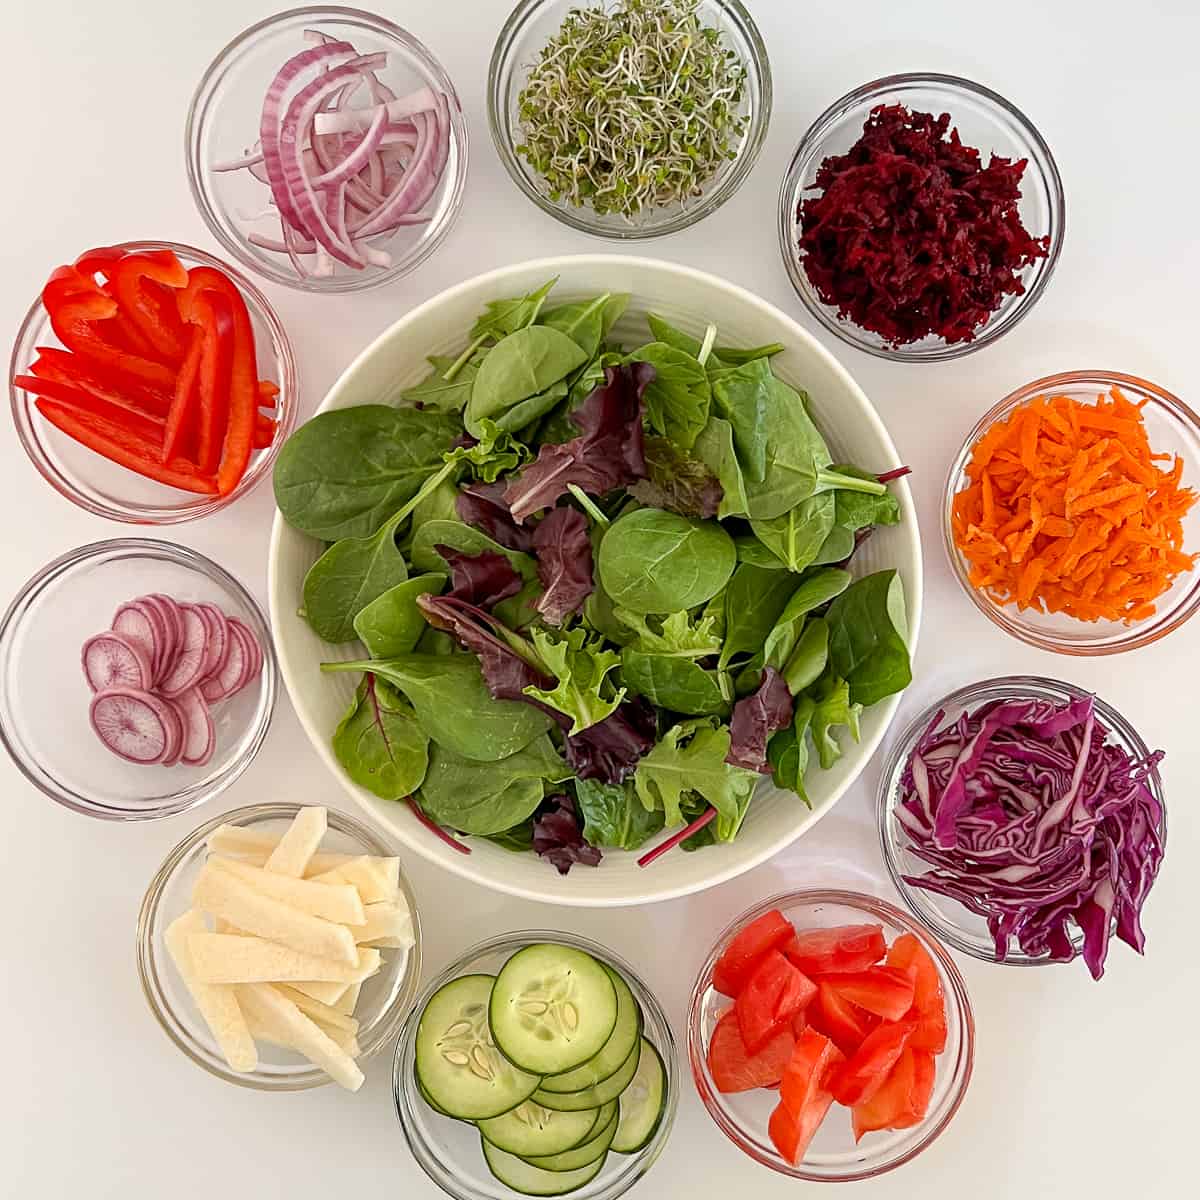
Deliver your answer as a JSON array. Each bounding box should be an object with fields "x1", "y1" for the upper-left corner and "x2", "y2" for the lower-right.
[
  {"x1": 226, "y1": 618, "x2": 263, "y2": 695},
  {"x1": 159, "y1": 605, "x2": 208, "y2": 697},
  {"x1": 174, "y1": 687, "x2": 216, "y2": 767},
  {"x1": 89, "y1": 688, "x2": 176, "y2": 764},
  {"x1": 81, "y1": 632, "x2": 152, "y2": 693},
  {"x1": 146, "y1": 593, "x2": 185, "y2": 676},
  {"x1": 195, "y1": 602, "x2": 230, "y2": 685},
  {"x1": 200, "y1": 621, "x2": 245, "y2": 703},
  {"x1": 111, "y1": 603, "x2": 155, "y2": 662},
  {"x1": 125, "y1": 599, "x2": 168, "y2": 681},
  {"x1": 159, "y1": 699, "x2": 186, "y2": 767},
  {"x1": 137, "y1": 596, "x2": 177, "y2": 684}
]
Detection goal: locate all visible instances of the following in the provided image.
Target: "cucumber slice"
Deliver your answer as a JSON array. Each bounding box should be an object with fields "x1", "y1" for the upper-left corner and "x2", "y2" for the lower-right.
[
  {"x1": 611, "y1": 1040, "x2": 667, "y2": 1154},
  {"x1": 538, "y1": 966, "x2": 642, "y2": 1094},
  {"x1": 477, "y1": 1101, "x2": 601, "y2": 1158},
  {"x1": 531, "y1": 1037, "x2": 640, "y2": 1111},
  {"x1": 490, "y1": 944, "x2": 617, "y2": 1076},
  {"x1": 481, "y1": 1138, "x2": 606, "y2": 1196},
  {"x1": 418, "y1": 1079, "x2": 452, "y2": 1118},
  {"x1": 523, "y1": 1102, "x2": 617, "y2": 1172},
  {"x1": 415, "y1": 974, "x2": 541, "y2": 1120}
]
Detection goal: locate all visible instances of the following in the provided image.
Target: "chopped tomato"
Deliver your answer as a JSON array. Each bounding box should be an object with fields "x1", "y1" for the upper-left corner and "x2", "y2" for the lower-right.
[
  {"x1": 736, "y1": 949, "x2": 817, "y2": 1053},
  {"x1": 783, "y1": 923, "x2": 886, "y2": 976},
  {"x1": 805, "y1": 981, "x2": 878, "y2": 1056},
  {"x1": 886, "y1": 933, "x2": 948, "y2": 1053},
  {"x1": 713, "y1": 908, "x2": 794, "y2": 996},
  {"x1": 768, "y1": 1029, "x2": 842, "y2": 1164},
  {"x1": 819, "y1": 966, "x2": 915, "y2": 1021},
  {"x1": 830, "y1": 1020, "x2": 915, "y2": 1106},
  {"x1": 850, "y1": 1047, "x2": 936, "y2": 1140},
  {"x1": 707, "y1": 1010, "x2": 796, "y2": 1093}
]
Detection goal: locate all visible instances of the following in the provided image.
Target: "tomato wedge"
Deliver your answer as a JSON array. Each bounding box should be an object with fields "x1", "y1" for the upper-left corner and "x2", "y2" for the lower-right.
[
  {"x1": 830, "y1": 1020, "x2": 915, "y2": 1106},
  {"x1": 768, "y1": 1029, "x2": 843, "y2": 1164},
  {"x1": 782, "y1": 923, "x2": 886, "y2": 976},
  {"x1": 886, "y1": 933, "x2": 948, "y2": 1053},
  {"x1": 819, "y1": 966, "x2": 915, "y2": 1022},
  {"x1": 850, "y1": 1047, "x2": 936, "y2": 1140},
  {"x1": 713, "y1": 908, "x2": 794, "y2": 997},
  {"x1": 707, "y1": 1009, "x2": 795, "y2": 1093},
  {"x1": 736, "y1": 950, "x2": 817, "y2": 1053},
  {"x1": 804, "y1": 980, "x2": 878, "y2": 1056}
]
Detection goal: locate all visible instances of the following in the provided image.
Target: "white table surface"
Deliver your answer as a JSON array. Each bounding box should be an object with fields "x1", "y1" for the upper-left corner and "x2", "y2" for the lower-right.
[{"x1": 5, "y1": 0, "x2": 1197, "y2": 1194}]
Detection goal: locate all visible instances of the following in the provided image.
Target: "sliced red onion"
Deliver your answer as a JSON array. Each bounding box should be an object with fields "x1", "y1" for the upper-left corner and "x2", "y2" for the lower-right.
[
  {"x1": 312, "y1": 86, "x2": 438, "y2": 135},
  {"x1": 311, "y1": 103, "x2": 387, "y2": 187}
]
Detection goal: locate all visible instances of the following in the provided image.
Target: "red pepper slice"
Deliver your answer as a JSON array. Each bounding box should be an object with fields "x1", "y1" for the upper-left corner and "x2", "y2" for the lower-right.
[
  {"x1": 191, "y1": 289, "x2": 236, "y2": 473},
  {"x1": 178, "y1": 267, "x2": 258, "y2": 494},
  {"x1": 29, "y1": 347, "x2": 172, "y2": 419},
  {"x1": 110, "y1": 251, "x2": 190, "y2": 364},
  {"x1": 253, "y1": 413, "x2": 278, "y2": 449},
  {"x1": 163, "y1": 327, "x2": 204, "y2": 463},
  {"x1": 35, "y1": 398, "x2": 216, "y2": 494},
  {"x1": 15, "y1": 375, "x2": 164, "y2": 443},
  {"x1": 257, "y1": 379, "x2": 280, "y2": 408}
]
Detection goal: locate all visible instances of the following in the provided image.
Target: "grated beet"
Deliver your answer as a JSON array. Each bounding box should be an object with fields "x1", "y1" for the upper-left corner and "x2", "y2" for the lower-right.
[{"x1": 798, "y1": 104, "x2": 1050, "y2": 347}]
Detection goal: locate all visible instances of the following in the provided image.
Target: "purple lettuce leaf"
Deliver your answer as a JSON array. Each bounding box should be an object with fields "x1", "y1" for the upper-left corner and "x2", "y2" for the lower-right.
[
  {"x1": 563, "y1": 696, "x2": 657, "y2": 783},
  {"x1": 505, "y1": 363, "x2": 654, "y2": 524},
  {"x1": 435, "y1": 545, "x2": 523, "y2": 610},
  {"x1": 726, "y1": 666, "x2": 794, "y2": 772},
  {"x1": 629, "y1": 435, "x2": 723, "y2": 519},
  {"x1": 532, "y1": 506, "x2": 594, "y2": 626},
  {"x1": 532, "y1": 794, "x2": 602, "y2": 875},
  {"x1": 456, "y1": 482, "x2": 534, "y2": 552}
]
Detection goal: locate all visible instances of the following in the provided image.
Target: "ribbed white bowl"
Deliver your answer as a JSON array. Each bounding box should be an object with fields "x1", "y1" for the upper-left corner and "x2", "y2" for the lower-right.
[{"x1": 268, "y1": 256, "x2": 923, "y2": 906}]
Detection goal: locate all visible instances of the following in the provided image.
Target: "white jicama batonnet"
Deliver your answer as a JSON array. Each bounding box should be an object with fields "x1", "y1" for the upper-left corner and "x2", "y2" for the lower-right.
[
  {"x1": 310, "y1": 855, "x2": 401, "y2": 904},
  {"x1": 353, "y1": 901, "x2": 414, "y2": 949},
  {"x1": 264, "y1": 805, "x2": 327, "y2": 876},
  {"x1": 210, "y1": 855, "x2": 365, "y2": 925},
  {"x1": 187, "y1": 933, "x2": 381, "y2": 985},
  {"x1": 275, "y1": 984, "x2": 360, "y2": 1035},
  {"x1": 290, "y1": 979, "x2": 351, "y2": 1006}
]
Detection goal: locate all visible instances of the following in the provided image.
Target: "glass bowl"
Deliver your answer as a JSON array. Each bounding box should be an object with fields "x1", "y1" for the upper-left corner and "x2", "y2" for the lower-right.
[
  {"x1": 688, "y1": 890, "x2": 973, "y2": 1182},
  {"x1": 0, "y1": 538, "x2": 276, "y2": 820},
  {"x1": 393, "y1": 930, "x2": 678, "y2": 1199},
  {"x1": 944, "y1": 370, "x2": 1200, "y2": 654},
  {"x1": 137, "y1": 802, "x2": 421, "y2": 1090},
  {"x1": 877, "y1": 675, "x2": 1167, "y2": 967},
  {"x1": 778, "y1": 72, "x2": 1064, "y2": 362},
  {"x1": 9, "y1": 240, "x2": 297, "y2": 524},
  {"x1": 186, "y1": 5, "x2": 468, "y2": 292},
  {"x1": 488, "y1": 0, "x2": 771, "y2": 240}
]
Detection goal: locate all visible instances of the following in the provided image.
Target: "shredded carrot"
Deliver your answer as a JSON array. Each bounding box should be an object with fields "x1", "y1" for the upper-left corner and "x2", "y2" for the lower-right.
[{"x1": 952, "y1": 387, "x2": 1197, "y2": 623}]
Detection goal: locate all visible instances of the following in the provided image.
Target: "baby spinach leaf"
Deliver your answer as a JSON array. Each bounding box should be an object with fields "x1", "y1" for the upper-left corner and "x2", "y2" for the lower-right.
[
  {"x1": 628, "y1": 436, "x2": 723, "y2": 518},
  {"x1": 621, "y1": 648, "x2": 729, "y2": 716},
  {"x1": 574, "y1": 778, "x2": 664, "y2": 850},
  {"x1": 331, "y1": 675, "x2": 430, "y2": 800},
  {"x1": 490, "y1": 377, "x2": 570, "y2": 434},
  {"x1": 633, "y1": 718, "x2": 758, "y2": 829},
  {"x1": 522, "y1": 627, "x2": 626, "y2": 734},
  {"x1": 597, "y1": 508, "x2": 736, "y2": 614},
  {"x1": 718, "y1": 563, "x2": 799, "y2": 671},
  {"x1": 762, "y1": 567, "x2": 851, "y2": 670},
  {"x1": 808, "y1": 673, "x2": 863, "y2": 769},
  {"x1": 825, "y1": 570, "x2": 912, "y2": 706},
  {"x1": 781, "y1": 617, "x2": 829, "y2": 695},
  {"x1": 810, "y1": 524, "x2": 857, "y2": 566},
  {"x1": 322, "y1": 654, "x2": 552, "y2": 762},
  {"x1": 469, "y1": 277, "x2": 557, "y2": 341},
  {"x1": 410, "y1": 518, "x2": 538, "y2": 582},
  {"x1": 734, "y1": 535, "x2": 787, "y2": 569},
  {"x1": 540, "y1": 292, "x2": 628, "y2": 357},
  {"x1": 767, "y1": 695, "x2": 815, "y2": 805},
  {"x1": 406, "y1": 473, "x2": 461, "y2": 544},
  {"x1": 353, "y1": 573, "x2": 447, "y2": 658},
  {"x1": 485, "y1": 822, "x2": 535, "y2": 852},
  {"x1": 417, "y1": 733, "x2": 570, "y2": 835},
  {"x1": 709, "y1": 357, "x2": 772, "y2": 483},
  {"x1": 626, "y1": 342, "x2": 711, "y2": 449},
  {"x1": 645, "y1": 313, "x2": 707, "y2": 359},
  {"x1": 614, "y1": 608, "x2": 722, "y2": 658},
  {"x1": 399, "y1": 348, "x2": 486, "y2": 412},
  {"x1": 465, "y1": 325, "x2": 587, "y2": 436},
  {"x1": 274, "y1": 406, "x2": 461, "y2": 541},
  {"x1": 750, "y1": 492, "x2": 836, "y2": 572},
  {"x1": 581, "y1": 522, "x2": 634, "y2": 645},
  {"x1": 712, "y1": 342, "x2": 786, "y2": 365},
  {"x1": 693, "y1": 415, "x2": 749, "y2": 518}
]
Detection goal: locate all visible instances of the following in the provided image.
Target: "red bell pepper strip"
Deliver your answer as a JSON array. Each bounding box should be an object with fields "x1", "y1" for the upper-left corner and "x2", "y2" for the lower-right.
[
  {"x1": 163, "y1": 327, "x2": 204, "y2": 463},
  {"x1": 178, "y1": 267, "x2": 258, "y2": 494},
  {"x1": 188, "y1": 289, "x2": 235, "y2": 473},
  {"x1": 14, "y1": 375, "x2": 164, "y2": 443},
  {"x1": 74, "y1": 245, "x2": 126, "y2": 282},
  {"x1": 47, "y1": 261, "x2": 162, "y2": 360},
  {"x1": 253, "y1": 414, "x2": 278, "y2": 449},
  {"x1": 29, "y1": 347, "x2": 172, "y2": 419},
  {"x1": 257, "y1": 379, "x2": 279, "y2": 408},
  {"x1": 35, "y1": 399, "x2": 217, "y2": 494},
  {"x1": 110, "y1": 251, "x2": 190, "y2": 364}
]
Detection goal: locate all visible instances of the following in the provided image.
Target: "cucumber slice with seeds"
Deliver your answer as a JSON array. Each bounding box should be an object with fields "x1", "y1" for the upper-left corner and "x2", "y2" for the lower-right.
[
  {"x1": 490, "y1": 945, "x2": 617, "y2": 1076},
  {"x1": 538, "y1": 966, "x2": 642, "y2": 1094},
  {"x1": 611, "y1": 1040, "x2": 667, "y2": 1154},
  {"x1": 531, "y1": 1037, "x2": 640, "y2": 1112},
  {"x1": 477, "y1": 1101, "x2": 601, "y2": 1158},
  {"x1": 415, "y1": 974, "x2": 541, "y2": 1120},
  {"x1": 482, "y1": 1138, "x2": 606, "y2": 1196},
  {"x1": 522, "y1": 1102, "x2": 617, "y2": 1172}
]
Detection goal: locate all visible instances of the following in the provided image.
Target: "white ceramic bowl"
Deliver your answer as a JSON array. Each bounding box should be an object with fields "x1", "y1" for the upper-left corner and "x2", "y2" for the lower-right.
[{"x1": 268, "y1": 256, "x2": 923, "y2": 906}]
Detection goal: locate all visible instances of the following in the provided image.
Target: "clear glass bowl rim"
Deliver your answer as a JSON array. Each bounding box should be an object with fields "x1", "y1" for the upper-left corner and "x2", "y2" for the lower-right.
[
  {"x1": 8, "y1": 239, "x2": 298, "y2": 523},
  {"x1": 876, "y1": 674, "x2": 1168, "y2": 965},
  {"x1": 184, "y1": 4, "x2": 470, "y2": 293},
  {"x1": 777, "y1": 70, "x2": 1065, "y2": 362},
  {"x1": 136, "y1": 800, "x2": 423, "y2": 1090},
  {"x1": 687, "y1": 887, "x2": 975, "y2": 1182},
  {"x1": 0, "y1": 537, "x2": 278, "y2": 821},
  {"x1": 942, "y1": 369, "x2": 1200, "y2": 653},
  {"x1": 487, "y1": 0, "x2": 772, "y2": 241},
  {"x1": 392, "y1": 927, "x2": 679, "y2": 1200}
]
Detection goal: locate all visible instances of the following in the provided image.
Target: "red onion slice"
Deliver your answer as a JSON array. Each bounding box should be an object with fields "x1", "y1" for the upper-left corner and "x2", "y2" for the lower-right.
[
  {"x1": 311, "y1": 102, "x2": 387, "y2": 188},
  {"x1": 312, "y1": 86, "x2": 438, "y2": 135}
]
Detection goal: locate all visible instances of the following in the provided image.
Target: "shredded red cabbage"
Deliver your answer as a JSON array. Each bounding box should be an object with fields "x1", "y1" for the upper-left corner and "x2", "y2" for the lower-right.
[{"x1": 895, "y1": 693, "x2": 1164, "y2": 979}]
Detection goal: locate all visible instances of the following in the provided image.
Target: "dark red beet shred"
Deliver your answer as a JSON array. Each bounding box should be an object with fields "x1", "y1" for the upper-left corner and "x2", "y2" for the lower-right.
[{"x1": 798, "y1": 104, "x2": 1050, "y2": 346}]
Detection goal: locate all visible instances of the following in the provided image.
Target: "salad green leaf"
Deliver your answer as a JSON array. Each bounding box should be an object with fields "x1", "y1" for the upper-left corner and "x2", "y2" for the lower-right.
[
  {"x1": 352, "y1": 574, "x2": 447, "y2": 659},
  {"x1": 331, "y1": 676, "x2": 430, "y2": 801},
  {"x1": 575, "y1": 778, "x2": 665, "y2": 850},
  {"x1": 521, "y1": 627, "x2": 626, "y2": 734},
  {"x1": 825, "y1": 570, "x2": 911, "y2": 705}
]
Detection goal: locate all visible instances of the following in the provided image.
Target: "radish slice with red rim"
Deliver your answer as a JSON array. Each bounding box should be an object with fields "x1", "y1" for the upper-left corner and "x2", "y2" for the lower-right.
[
  {"x1": 124, "y1": 599, "x2": 168, "y2": 681},
  {"x1": 159, "y1": 605, "x2": 209, "y2": 697},
  {"x1": 200, "y1": 621, "x2": 245, "y2": 703},
  {"x1": 81, "y1": 631, "x2": 153, "y2": 693},
  {"x1": 226, "y1": 618, "x2": 263, "y2": 696},
  {"x1": 139, "y1": 595, "x2": 179, "y2": 684},
  {"x1": 174, "y1": 687, "x2": 216, "y2": 767},
  {"x1": 89, "y1": 688, "x2": 176, "y2": 764},
  {"x1": 111, "y1": 603, "x2": 155, "y2": 663},
  {"x1": 159, "y1": 699, "x2": 186, "y2": 767},
  {"x1": 194, "y1": 602, "x2": 230, "y2": 685}
]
